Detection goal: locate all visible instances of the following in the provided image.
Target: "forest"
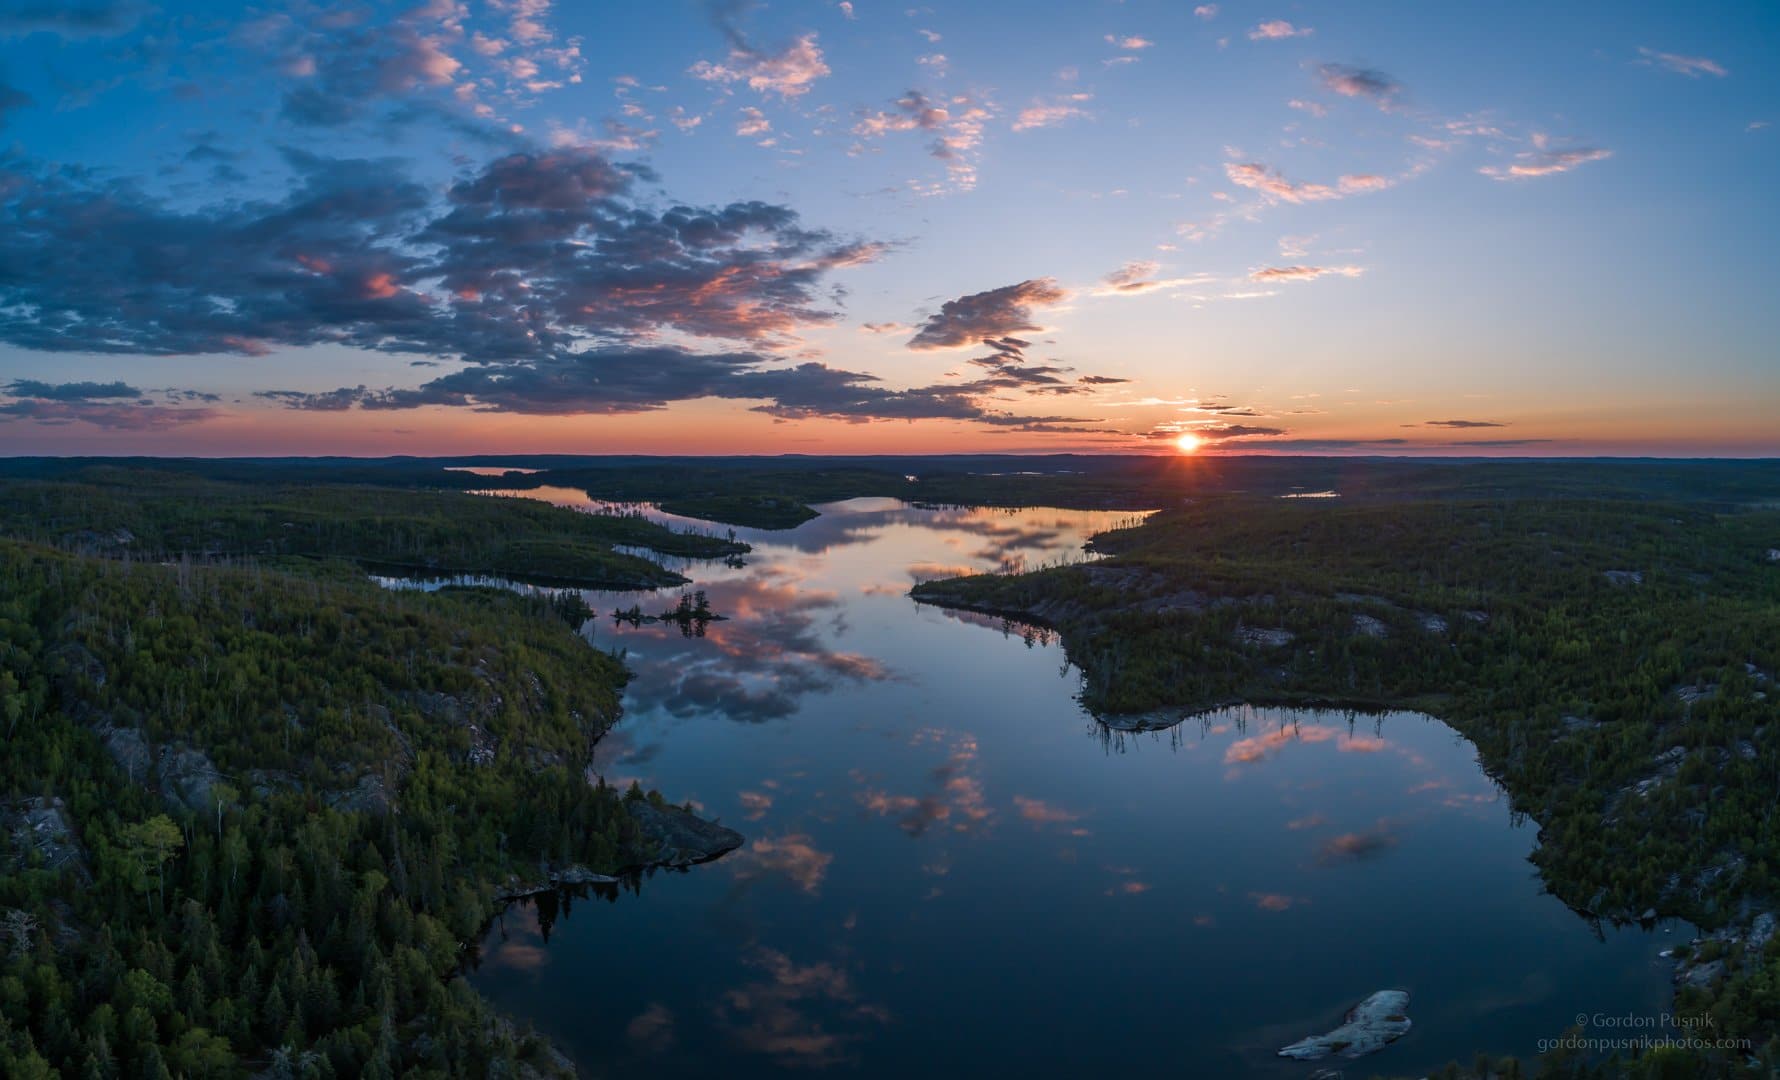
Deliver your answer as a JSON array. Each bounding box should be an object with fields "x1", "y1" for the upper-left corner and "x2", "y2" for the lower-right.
[
  {"x1": 0, "y1": 481, "x2": 712, "y2": 1077},
  {"x1": 914, "y1": 493, "x2": 1780, "y2": 1077},
  {"x1": 0, "y1": 468, "x2": 746, "y2": 588}
]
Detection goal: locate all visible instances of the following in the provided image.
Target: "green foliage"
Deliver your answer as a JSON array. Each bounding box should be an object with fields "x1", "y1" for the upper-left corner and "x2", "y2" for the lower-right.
[{"x1": 0, "y1": 537, "x2": 650, "y2": 1076}]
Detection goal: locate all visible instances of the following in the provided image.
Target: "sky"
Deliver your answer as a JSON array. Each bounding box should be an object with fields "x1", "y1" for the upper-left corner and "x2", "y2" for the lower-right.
[{"x1": 0, "y1": 0, "x2": 1774, "y2": 457}]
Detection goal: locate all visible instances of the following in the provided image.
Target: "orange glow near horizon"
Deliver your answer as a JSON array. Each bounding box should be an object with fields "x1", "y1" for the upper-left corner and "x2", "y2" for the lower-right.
[{"x1": 1174, "y1": 432, "x2": 1202, "y2": 455}]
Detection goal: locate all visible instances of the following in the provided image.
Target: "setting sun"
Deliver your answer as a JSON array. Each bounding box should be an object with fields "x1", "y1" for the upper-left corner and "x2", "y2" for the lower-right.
[{"x1": 1175, "y1": 432, "x2": 1202, "y2": 454}]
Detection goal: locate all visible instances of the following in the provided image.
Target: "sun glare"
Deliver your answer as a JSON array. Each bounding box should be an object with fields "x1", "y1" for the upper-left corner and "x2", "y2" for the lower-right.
[{"x1": 1174, "y1": 432, "x2": 1202, "y2": 454}]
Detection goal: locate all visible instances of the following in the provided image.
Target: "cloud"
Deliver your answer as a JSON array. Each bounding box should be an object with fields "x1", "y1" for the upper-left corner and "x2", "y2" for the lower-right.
[
  {"x1": 1012, "y1": 93, "x2": 1093, "y2": 132},
  {"x1": 1193, "y1": 5, "x2": 1219, "y2": 21},
  {"x1": 1249, "y1": 20, "x2": 1311, "y2": 41},
  {"x1": 907, "y1": 280, "x2": 1069, "y2": 349},
  {"x1": 4, "y1": 379, "x2": 140, "y2": 400},
  {"x1": 266, "y1": 346, "x2": 1101, "y2": 430},
  {"x1": 1094, "y1": 261, "x2": 1213, "y2": 296},
  {"x1": 691, "y1": 3, "x2": 830, "y2": 99},
  {"x1": 1318, "y1": 828, "x2": 1398, "y2": 863},
  {"x1": 736, "y1": 105, "x2": 771, "y2": 136},
  {"x1": 0, "y1": 1, "x2": 144, "y2": 38},
  {"x1": 1013, "y1": 795, "x2": 1081, "y2": 826},
  {"x1": 0, "y1": 75, "x2": 31, "y2": 127},
  {"x1": 1224, "y1": 162, "x2": 1393, "y2": 203},
  {"x1": 1104, "y1": 34, "x2": 1154, "y2": 50},
  {"x1": 1480, "y1": 134, "x2": 1612, "y2": 180},
  {"x1": 1636, "y1": 47, "x2": 1727, "y2": 79},
  {"x1": 0, "y1": 399, "x2": 213, "y2": 430},
  {"x1": 852, "y1": 90, "x2": 993, "y2": 192},
  {"x1": 1316, "y1": 63, "x2": 1403, "y2": 109},
  {"x1": 852, "y1": 90, "x2": 948, "y2": 137},
  {"x1": 1418, "y1": 419, "x2": 1506, "y2": 429},
  {"x1": 1249, "y1": 265, "x2": 1364, "y2": 282},
  {"x1": 0, "y1": 144, "x2": 889, "y2": 364}
]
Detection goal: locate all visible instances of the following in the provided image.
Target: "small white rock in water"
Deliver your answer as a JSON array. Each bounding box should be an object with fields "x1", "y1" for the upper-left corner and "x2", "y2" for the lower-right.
[{"x1": 1278, "y1": 990, "x2": 1412, "y2": 1061}]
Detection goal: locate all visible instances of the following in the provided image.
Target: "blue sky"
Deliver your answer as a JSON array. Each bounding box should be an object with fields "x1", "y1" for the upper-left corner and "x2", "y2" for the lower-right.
[{"x1": 0, "y1": 0, "x2": 1774, "y2": 455}]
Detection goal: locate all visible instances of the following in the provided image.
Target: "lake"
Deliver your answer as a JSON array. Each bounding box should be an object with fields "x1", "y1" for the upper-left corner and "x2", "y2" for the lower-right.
[{"x1": 401, "y1": 497, "x2": 1679, "y2": 1076}]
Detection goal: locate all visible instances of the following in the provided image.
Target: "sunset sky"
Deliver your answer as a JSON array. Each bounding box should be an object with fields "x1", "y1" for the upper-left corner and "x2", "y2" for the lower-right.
[{"x1": 0, "y1": 0, "x2": 1774, "y2": 456}]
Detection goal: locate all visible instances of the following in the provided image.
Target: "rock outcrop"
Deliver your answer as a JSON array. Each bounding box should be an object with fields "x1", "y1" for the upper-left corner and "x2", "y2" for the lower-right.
[
  {"x1": 623, "y1": 801, "x2": 744, "y2": 869},
  {"x1": 1278, "y1": 990, "x2": 1413, "y2": 1061}
]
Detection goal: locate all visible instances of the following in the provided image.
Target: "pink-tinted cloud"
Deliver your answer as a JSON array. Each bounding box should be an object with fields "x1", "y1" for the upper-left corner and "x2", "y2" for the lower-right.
[
  {"x1": 1249, "y1": 19, "x2": 1311, "y2": 41},
  {"x1": 1480, "y1": 134, "x2": 1613, "y2": 180},
  {"x1": 1013, "y1": 93, "x2": 1093, "y2": 132},
  {"x1": 1013, "y1": 795, "x2": 1081, "y2": 825},
  {"x1": 1316, "y1": 63, "x2": 1403, "y2": 110},
  {"x1": 691, "y1": 17, "x2": 830, "y2": 100},
  {"x1": 1248, "y1": 264, "x2": 1364, "y2": 282},
  {"x1": 1224, "y1": 161, "x2": 1394, "y2": 203}
]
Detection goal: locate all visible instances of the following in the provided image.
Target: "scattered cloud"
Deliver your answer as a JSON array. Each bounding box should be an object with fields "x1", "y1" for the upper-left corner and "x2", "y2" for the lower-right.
[
  {"x1": 1318, "y1": 828, "x2": 1399, "y2": 863},
  {"x1": 1105, "y1": 34, "x2": 1154, "y2": 50},
  {"x1": 0, "y1": 75, "x2": 31, "y2": 127},
  {"x1": 908, "y1": 279, "x2": 1069, "y2": 349},
  {"x1": 1225, "y1": 162, "x2": 1393, "y2": 204},
  {"x1": 1418, "y1": 419, "x2": 1506, "y2": 429},
  {"x1": 1636, "y1": 46, "x2": 1727, "y2": 79},
  {"x1": 853, "y1": 89, "x2": 948, "y2": 137},
  {"x1": 0, "y1": 1, "x2": 145, "y2": 39},
  {"x1": 1094, "y1": 261, "x2": 1213, "y2": 296},
  {"x1": 736, "y1": 105, "x2": 771, "y2": 136},
  {"x1": 1249, "y1": 265, "x2": 1364, "y2": 282},
  {"x1": 5, "y1": 379, "x2": 140, "y2": 400},
  {"x1": 1480, "y1": 134, "x2": 1612, "y2": 180},
  {"x1": 691, "y1": 5, "x2": 830, "y2": 99},
  {"x1": 1316, "y1": 63, "x2": 1404, "y2": 110},
  {"x1": 1249, "y1": 20, "x2": 1311, "y2": 41},
  {"x1": 1013, "y1": 93, "x2": 1093, "y2": 132},
  {"x1": 1193, "y1": 5, "x2": 1219, "y2": 21}
]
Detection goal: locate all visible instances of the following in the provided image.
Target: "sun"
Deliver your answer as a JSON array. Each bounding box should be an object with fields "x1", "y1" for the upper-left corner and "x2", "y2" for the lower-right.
[{"x1": 1174, "y1": 432, "x2": 1202, "y2": 454}]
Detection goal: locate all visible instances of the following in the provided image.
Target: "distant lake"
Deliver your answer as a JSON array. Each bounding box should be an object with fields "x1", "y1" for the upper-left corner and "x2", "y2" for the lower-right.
[{"x1": 411, "y1": 498, "x2": 1677, "y2": 1076}]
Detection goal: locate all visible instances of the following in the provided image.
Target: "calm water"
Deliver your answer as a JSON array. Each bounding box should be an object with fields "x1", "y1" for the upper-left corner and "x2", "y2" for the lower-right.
[{"x1": 403, "y1": 497, "x2": 1677, "y2": 1077}]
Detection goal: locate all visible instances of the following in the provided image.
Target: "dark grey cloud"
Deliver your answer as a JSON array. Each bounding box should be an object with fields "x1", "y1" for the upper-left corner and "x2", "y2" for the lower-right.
[
  {"x1": 5, "y1": 379, "x2": 139, "y2": 400},
  {"x1": 0, "y1": 378, "x2": 216, "y2": 429},
  {"x1": 0, "y1": 75, "x2": 31, "y2": 127},
  {"x1": 1418, "y1": 419, "x2": 1507, "y2": 429},
  {"x1": 0, "y1": 144, "x2": 875, "y2": 364},
  {"x1": 1206, "y1": 424, "x2": 1287, "y2": 439},
  {"x1": 263, "y1": 347, "x2": 1097, "y2": 430},
  {"x1": 0, "y1": 1, "x2": 144, "y2": 38},
  {"x1": 907, "y1": 279, "x2": 1068, "y2": 350},
  {"x1": 0, "y1": 399, "x2": 212, "y2": 430},
  {"x1": 1316, "y1": 63, "x2": 1403, "y2": 109}
]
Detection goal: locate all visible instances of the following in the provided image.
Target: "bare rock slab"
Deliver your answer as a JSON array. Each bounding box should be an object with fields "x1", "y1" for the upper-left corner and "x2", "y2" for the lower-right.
[
  {"x1": 1279, "y1": 990, "x2": 1412, "y2": 1061},
  {"x1": 624, "y1": 801, "x2": 744, "y2": 868}
]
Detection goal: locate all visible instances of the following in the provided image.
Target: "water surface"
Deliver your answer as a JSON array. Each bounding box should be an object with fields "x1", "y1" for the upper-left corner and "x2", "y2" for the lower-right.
[{"x1": 434, "y1": 498, "x2": 1674, "y2": 1077}]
